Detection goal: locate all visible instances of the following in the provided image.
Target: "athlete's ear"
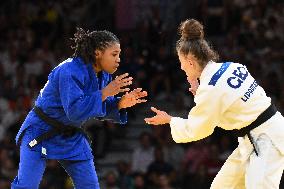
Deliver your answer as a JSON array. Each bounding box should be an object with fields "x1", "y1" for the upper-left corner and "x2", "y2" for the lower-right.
[
  {"x1": 186, "y1": 54, "x2": 194, "y2": 66},
  {"x1": 188, "y1": 58, "x2": 195, "y2": 67},
  {"x1": 94, "y1": 50, "x2": 102, "y2": 58}
]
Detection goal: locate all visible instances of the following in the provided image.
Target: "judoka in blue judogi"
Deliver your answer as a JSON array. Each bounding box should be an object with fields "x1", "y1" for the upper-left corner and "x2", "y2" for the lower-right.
[{"x1": 11, "y1": 29, "x2": 147, "y2": 189}]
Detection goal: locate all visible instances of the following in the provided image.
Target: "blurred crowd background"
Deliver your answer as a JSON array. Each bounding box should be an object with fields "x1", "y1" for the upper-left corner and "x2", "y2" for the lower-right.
[{"x1": 0, "y1": 0, "x2": 283, "y2": 188}]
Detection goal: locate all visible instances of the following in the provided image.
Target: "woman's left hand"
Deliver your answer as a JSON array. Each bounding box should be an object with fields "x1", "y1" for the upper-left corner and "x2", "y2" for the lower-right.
[
  {"x1": 118, "y1": 88, "x2": 147, "y2": 109},
  {"x1": 144, "y1": 107, "x2": 172, "y2": 125}
]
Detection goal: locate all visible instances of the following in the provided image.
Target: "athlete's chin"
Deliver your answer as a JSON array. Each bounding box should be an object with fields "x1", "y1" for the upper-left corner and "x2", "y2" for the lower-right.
[{"x1": 108, "y1": 68, "x2": 117, "y2": 74}]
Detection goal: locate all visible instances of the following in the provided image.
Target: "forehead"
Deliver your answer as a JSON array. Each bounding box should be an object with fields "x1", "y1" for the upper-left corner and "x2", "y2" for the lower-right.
[
  {"x1": 178, "y1": 51, "x2": 194, "y2": 60},
  {"x1": 105, "y1": 43, "x2": 121, "y2": 52}
]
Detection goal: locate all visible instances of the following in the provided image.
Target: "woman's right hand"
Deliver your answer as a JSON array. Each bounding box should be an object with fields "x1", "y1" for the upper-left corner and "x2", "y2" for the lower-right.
[
  {"x1": 101, "y1": 73, "x2": 133, "y2": 101},
  {"x1": 144, "y1": 107, "x2": 172, "y2": 125}
]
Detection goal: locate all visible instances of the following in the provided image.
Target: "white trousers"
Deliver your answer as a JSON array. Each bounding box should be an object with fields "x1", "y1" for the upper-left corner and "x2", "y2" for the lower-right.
[{"x1": 211, "y1": 134, "x2": 284, "y2": 189}]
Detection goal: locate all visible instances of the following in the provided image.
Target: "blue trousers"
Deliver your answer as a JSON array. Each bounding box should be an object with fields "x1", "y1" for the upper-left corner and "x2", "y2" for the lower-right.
[{"x1": 11, "y1": 133, "x2": 100, "y2": 189}]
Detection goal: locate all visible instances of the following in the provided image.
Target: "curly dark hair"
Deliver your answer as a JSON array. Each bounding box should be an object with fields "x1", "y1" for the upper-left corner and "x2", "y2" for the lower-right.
[{"x1": 71, "y1": 28, "x2": 120, "y2": 64}]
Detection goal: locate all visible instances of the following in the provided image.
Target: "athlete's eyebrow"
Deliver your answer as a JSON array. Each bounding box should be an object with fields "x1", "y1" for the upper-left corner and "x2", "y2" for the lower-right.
[{"x1": 112, "y1": 50, "x2": 121, "y2": 53}]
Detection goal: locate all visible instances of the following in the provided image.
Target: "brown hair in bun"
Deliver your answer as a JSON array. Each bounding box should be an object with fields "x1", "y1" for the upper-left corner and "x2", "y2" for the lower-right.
[
  {"x1": 176, "y1": 19, "x2": 219, "y2": 68},
  {"x1": 179, "y1": 19, "x2": 204, "y2": 40}
]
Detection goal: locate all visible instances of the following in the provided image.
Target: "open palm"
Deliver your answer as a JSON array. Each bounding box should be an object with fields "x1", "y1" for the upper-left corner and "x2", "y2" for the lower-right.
[
  {"x1": 144, "y1": 107, "x2": 172, "y2": 125},
  {"x1": 119, "y1": 88, "x2": 147, "y2": 109}
]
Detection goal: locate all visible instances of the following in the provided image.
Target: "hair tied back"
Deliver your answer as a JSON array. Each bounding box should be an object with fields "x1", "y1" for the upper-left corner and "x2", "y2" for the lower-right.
[
  {"x1": 72, "y1": 27, "x2": 91, "y2": 44},
  {"x1": 179, "y1": 19, "x2": 204, "y2": 40}
]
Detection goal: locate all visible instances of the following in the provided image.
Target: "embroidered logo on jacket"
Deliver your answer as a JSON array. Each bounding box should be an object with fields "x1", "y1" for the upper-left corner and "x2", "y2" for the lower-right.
[{"x1": 227, "y1": 66, "x2": 248, "y2": 89}]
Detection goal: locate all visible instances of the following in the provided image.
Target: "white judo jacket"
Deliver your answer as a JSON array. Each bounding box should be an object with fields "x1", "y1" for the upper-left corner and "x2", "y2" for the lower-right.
[{"x1": 170, "y1": 61, "x2": 284, "y2": 157}]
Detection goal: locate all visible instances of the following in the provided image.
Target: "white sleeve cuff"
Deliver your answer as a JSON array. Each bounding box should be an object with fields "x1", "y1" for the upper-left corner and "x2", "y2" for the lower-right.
[{"x1": 170, "y1": 117, "x2": 191, "y2": 143}]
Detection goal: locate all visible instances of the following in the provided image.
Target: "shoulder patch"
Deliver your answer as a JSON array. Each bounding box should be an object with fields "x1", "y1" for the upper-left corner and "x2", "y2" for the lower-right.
[{"x1": 208, "y1": 62, "x2": 232, "y2": 86}]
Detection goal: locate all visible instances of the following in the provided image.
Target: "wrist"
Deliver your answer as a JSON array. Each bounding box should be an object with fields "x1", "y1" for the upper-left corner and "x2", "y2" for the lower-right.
[
  {"x1": 118, "y1": 100, "x2": 124, "y2": 110},
  {"x1": 166, "y1": 115, "x2": 172, "y2": 124},
  {"x1": 101, "y1": 90, "x2": 108, "y2": 101}
]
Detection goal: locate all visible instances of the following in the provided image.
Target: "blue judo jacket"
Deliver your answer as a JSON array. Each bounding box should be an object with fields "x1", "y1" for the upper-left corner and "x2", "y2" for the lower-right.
[{"x1": 15, "y1": 57, "x2": 127, "y2": 160}]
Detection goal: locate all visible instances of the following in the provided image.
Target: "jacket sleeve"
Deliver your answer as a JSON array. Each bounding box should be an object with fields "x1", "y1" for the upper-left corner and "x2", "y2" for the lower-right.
[
  {"x1": 58, "y1": 67, "x2": 106, "y2": 123},
  {"x1": 101, "y1": 96, "x2": 127, "y2": 124},
  {"x1": 170, "y1": 85, "x2": 222, "y2": 143}
]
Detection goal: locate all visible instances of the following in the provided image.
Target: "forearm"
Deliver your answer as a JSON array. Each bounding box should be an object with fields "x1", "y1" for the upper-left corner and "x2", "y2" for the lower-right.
[
  {"x1": 103, "y1": 97, "x2": 127, "y2": 124},
  {"x1": 118, "y1": 99, "x2": 123, "y2": 110},
  {"x1": 169, "y1": 117, "x2": 214, "y2": 143},
  {"x1": 62, "y1": 91, "x2": 106, "y2": 122}
]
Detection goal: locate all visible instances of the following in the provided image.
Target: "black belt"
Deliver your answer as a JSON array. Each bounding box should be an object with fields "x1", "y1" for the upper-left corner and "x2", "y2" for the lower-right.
[
  {"x1": 26, "y1": 106, "x2": 91, "y2": 148},
  {"x1": 234, "y1": 104, "x2": 277, "y2": 156}
]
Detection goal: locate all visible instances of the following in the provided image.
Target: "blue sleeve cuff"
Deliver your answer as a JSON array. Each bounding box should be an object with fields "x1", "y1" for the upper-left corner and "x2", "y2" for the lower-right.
[
  {"x1": 95, "y1": 96, "x2": 128, "y2": 124},
  {"x1": 118, "y1": 108, "x2": 127, "y2": 124}
]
